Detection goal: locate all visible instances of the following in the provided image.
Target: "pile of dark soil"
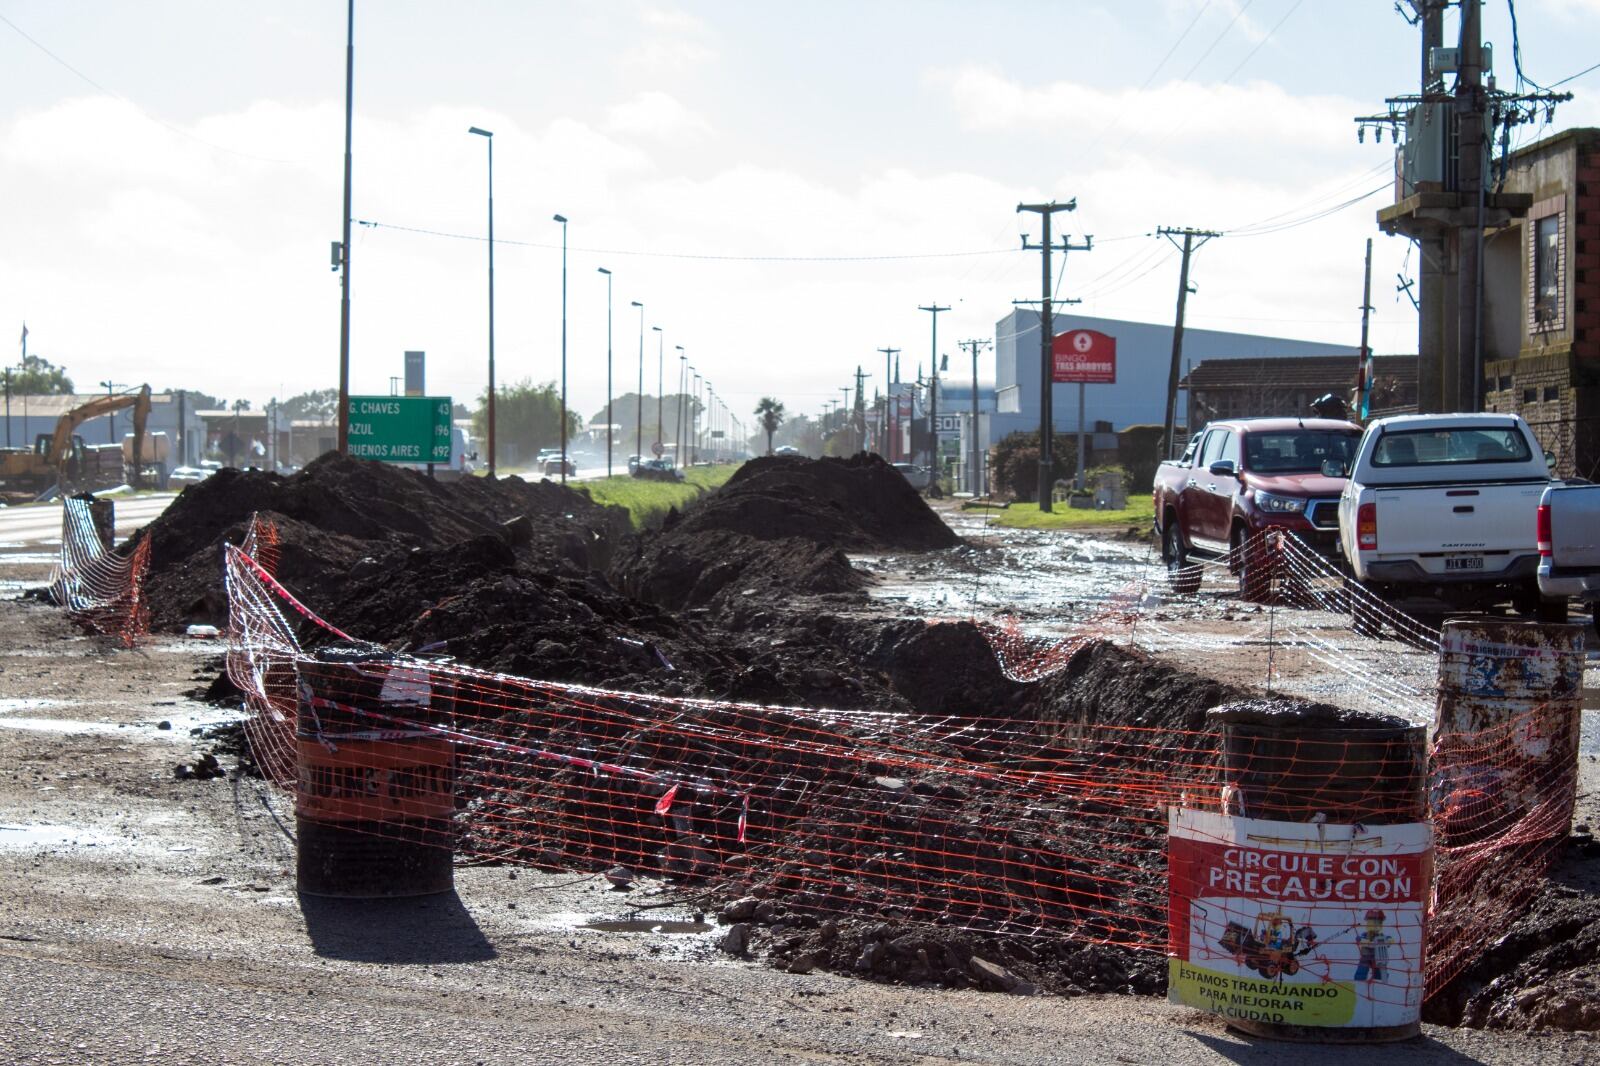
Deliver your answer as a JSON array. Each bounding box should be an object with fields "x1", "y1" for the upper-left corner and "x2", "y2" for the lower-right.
[
  {"x1": 614, "y1": 453, "x2": 959, "y2": 612},
  {"x1": 1425, "y1": 836, "x2": 1600, "y2": 1031},
  {"x1": 674, "y1": 454, "x2": 960, "y2": 552},
  {"x1": 127, "y1": 453, "x2": 629, "y2": 631}
]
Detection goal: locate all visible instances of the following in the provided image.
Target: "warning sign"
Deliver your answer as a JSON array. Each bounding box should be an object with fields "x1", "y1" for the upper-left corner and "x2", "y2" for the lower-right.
[{"x1": 1168, "y1": 808, "x2": 1430, "y2": 1030}]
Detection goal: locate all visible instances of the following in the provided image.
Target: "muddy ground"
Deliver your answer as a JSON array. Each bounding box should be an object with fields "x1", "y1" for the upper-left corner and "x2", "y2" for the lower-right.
[
  {"x1": 4, "y1": 460, "x2": 1600, "y2": 1060},
  {"x1": 0, "y1": 602, "x2": 1594, "y2": 1065}
]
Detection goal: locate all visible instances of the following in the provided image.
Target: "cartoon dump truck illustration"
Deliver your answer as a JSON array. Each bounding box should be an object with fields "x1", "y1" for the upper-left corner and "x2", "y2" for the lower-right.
[{"x1": 1217, "y1": 911, "x2": 1318, "y2": 980}]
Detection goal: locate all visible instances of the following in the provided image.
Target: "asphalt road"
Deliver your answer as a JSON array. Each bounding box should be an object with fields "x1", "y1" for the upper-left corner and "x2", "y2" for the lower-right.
[{"x1": 0, "y1": 492, "x2": 178, "y2": 549}]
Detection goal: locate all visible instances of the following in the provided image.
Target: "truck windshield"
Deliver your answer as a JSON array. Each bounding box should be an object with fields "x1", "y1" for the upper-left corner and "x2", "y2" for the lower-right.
[
  {"x1": 1370, "y1": 427, "x2": 1532, "y2": 467},
  {"x1": 1243, "y1": 431, "x2": 1360, "y2": 474}
]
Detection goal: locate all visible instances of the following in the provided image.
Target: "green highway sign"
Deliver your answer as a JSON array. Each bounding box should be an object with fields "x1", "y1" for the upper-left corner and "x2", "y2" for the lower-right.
[{"x1": 346, "y1": 396, "x2": 453, "y2": 463}]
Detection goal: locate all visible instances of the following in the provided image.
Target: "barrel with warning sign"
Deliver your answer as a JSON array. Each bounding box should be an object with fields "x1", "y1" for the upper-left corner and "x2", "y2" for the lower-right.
[
  {"x1": 294, "y1": 642, "x2": 456, "y2": 897},
  {"x1": 1179, "y1": 699, "x2": 1429, "y2": 1043}
]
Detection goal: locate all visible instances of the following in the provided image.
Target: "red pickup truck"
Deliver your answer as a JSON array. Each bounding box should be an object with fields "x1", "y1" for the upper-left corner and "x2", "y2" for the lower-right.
[{"x1": 1152, "y1": 417, "x2": 1363, "y2": 597}]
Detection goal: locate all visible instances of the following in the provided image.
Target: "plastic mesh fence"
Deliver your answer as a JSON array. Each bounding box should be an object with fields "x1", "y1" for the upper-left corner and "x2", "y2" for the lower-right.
[
  {"x1": 48, "y1": 497, "x2": 151, "y2": 646},
  {"x1": 224, "y1": 518, "x2": 1578, "y2": 1002}
]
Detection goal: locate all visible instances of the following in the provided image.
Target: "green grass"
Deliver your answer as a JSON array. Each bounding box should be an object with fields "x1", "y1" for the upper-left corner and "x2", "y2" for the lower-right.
[
  {"x1": 984, "y1": 496, "x2": 1155, "y2": 531},
  {"x1": 576, "y1": 464, "x2": 741, "y2": 529}
]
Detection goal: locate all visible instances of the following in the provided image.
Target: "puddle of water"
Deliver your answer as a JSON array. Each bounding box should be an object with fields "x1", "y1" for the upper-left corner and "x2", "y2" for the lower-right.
[
  {"x1": 0, "y1": 706, "x2": 242, "y2": 739},
  {"x1": 0, "y1": 823, "x2": 120, "y2": 850},
  {"x1": 580, "y1": 918, "x2": 713, "y2": 935},
  {"x1": 0, "y1": 698, "x2": 76, "y2": 715}
]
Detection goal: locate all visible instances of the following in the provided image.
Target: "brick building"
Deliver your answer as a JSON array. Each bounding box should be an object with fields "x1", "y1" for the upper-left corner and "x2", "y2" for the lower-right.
[
  {"x1": 1479, "y1": 128, "x2": 1600, "y2": 480},
  {"x1": 1181, "y1": 354, "x2": 1418, "y2": 429}
]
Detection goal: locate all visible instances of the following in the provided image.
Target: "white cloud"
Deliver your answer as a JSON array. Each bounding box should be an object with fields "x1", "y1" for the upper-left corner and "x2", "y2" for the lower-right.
[{"x1": 606, "y1": 91, "x2": 714, "y2": 142}]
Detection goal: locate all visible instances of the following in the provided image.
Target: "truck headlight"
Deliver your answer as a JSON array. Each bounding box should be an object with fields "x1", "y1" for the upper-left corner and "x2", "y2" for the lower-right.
[{"x1": 1254, "y1": 491, "x2": 1305, "y2": 513}]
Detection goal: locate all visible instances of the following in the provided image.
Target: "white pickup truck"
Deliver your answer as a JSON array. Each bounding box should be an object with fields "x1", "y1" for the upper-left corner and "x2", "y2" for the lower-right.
[
  {"x1": 1335, "y1": 413, "x2": 1556, "y2": 618},
  {"x1": 1538, "y1": 482, "x2": 1600, "y2": 635}
]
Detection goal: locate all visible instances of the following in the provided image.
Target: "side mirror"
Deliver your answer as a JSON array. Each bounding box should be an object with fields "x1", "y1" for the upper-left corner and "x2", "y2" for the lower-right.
[
  {"x1": 1321, "y1": 459, "x2": 1347, "y2": 478},
  {"x1": 1207, "y1": 460, "x2": 1236, "y2": 477},
  {"x1": 1545, "y1": 450, "x2": 1556, "y2": 468}
]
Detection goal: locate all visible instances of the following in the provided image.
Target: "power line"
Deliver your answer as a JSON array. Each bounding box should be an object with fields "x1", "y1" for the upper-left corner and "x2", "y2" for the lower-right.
[
  {"x1": 1178, "y1": 0, "x2": 1256, "y2": 82},
  {"x1": 353, "y1": 220, "x2": 1014, "y2": 262},
  {"x1": 0, "y1": 11, "x2": 291, "y2": 165},
  {"x1": 1220, "y1": 0, "x2": 1306, "y2": 84}
]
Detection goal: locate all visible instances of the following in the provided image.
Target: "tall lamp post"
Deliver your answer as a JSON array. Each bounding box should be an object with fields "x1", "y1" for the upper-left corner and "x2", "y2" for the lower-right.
[
  {"x1": 598, "y1": 267, "x2": 613, "y2": 478},
  {"x1": 630, "y1": 301, "x2": 644, "y2": 466},
  {"x1": 650, "y1": 326, "x2": 663, "y2": 457},
  {"x1": 98, "y1": 379, "x2": 125, "y2": 443},
  {"x1": 467, "y1": 125, "x2": 495, "y2": 476},
  {"x1": 674, "y1": 345, "x2": 686, "y2": 469},
  {"x1": 553, "y1": 213, "x2": 569, "y2": 484},
  {"x1": 336, "y1": 0, "x2": 354, "y2": 456},
  {"x1": 690, "y1": 370, "x2": 700, "y2": 463}
]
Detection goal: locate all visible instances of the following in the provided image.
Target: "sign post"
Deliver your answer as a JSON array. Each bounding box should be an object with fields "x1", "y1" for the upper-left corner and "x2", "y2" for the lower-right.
[
  {"x1": 1052, "y1": 329, "x2": 1116, "y2": 491},
  {"x1": 346, "y1": 396, "x2": 453, "y2": 465}
]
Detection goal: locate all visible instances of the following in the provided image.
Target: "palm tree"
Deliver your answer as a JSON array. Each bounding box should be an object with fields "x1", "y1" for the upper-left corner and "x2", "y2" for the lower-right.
[{"x1": 754, "y1": 397, "x2": 786, "y2": 455}]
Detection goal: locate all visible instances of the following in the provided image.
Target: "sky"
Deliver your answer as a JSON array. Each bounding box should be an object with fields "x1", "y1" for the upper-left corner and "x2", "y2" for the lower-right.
[{"x1": 3, "y1": 0, "x2": 1598, "y2": 429}]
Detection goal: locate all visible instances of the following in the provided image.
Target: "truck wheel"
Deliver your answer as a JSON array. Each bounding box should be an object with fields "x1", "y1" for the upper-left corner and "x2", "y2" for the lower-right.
[
  {"x1": 1344, "y1": 576, "x2": 1383, "y2": 638},
  {"x1": 1164, "y1": 521, "x2": 1201, "y2": 596},
  {"x1": 1233, "y1": 528, "x2": 1276, "y2": 605}
]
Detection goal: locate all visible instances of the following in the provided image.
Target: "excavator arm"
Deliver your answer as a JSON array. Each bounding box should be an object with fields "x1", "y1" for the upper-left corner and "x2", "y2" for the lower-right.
[{"x1": 48, "y1": 385, "x2": 152, "y2": 489}]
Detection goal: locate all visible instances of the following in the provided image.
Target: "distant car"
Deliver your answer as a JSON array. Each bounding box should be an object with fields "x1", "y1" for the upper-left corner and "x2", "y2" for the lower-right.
[
  {"x1": 774, "y1": 445, "x2": 801, "y2": 456},
  {"x1": 541, "y1": 456, "x2": 576, "y2": 477},
  {"x1": 168, "y1": 466, "x2": 211, "y2": 486},
  {"x1": 891, "y1": 462, "x2": 931, "y2": 490},
  {"x1": 632, "y1": 457, "x2": 684, "y2": 482}
]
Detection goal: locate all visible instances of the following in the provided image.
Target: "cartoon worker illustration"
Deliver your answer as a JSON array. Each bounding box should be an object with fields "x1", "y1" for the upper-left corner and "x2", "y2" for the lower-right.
[{"x1": 1353, "y1": 908, "x2": 1391, "y2": 982}]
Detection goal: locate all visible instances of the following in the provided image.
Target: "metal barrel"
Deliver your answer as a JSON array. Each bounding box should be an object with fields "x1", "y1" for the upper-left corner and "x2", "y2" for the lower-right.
[
  {"x1": 1433, "y1": 619, "x2": 1584, "y2": 847},
  {"x1": 1200, "y1": 699, "x2": 1428, "y2": 1043},
  {"x1": 294, "y1": 642, "x2": 456, "y2": 898}
]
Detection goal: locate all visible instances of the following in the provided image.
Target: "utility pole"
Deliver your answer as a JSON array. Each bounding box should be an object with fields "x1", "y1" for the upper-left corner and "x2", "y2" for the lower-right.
[
  {"x1": 918, "y1": 303, "x2": 949, "y2": 489},
  {"x1": 853, "y1": 368, "x2": 869, "y2": 456},
  {"x1": 840, "y1": 386, "x2": 853, "y2": 453},
  {"x1": 1357, "y1": 0, "x2": 1569, "y2": 412},
  {"x1": 876, "y1": 347, "x2": 899, "y2": 460},
  {"x1": 1357, "y1": 239, "x2": 1375, "y2": 420},
  {"x1": 959, "y1": 338, "x2": 991, "y2": 495},
  {"x1": 1155, "y1": 226, "x2": 1221, "y2": 459},
  {"x1": 1018, "y1": 199, "x2": 1090, "y2": 511}
]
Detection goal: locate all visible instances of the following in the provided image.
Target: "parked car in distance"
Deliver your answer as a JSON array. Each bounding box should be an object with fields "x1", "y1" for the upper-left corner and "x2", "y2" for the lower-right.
[
  {"x1": 1335, "y1": 412, "x2": 1555, "y2": 621},
  {"x1": 631, "y1": 457, "x2": 684, "y2": 482},
  {"x1": 167, "y1": 465, "x2": 211, "y2": 487},
  {"x1": 1153, "y1": 417, "x2": 1363, "y2": 597},
  {"x1": 891, "y1": 462, "x2": 931, "y2": 490},
  {"x1": 773, "y1": 445, "x2": 801, "y2": 456},
  {"x1": 1538, "y1": 482, "x2": 1600, "y2": 635}
]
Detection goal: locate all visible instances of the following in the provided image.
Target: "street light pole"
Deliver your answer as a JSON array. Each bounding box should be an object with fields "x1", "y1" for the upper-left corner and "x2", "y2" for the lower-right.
[
  {"x1": 674, "y1": 346, "x2": 686, "y2": 469},
  {"x1": 691, "y1": 370, "x2": 700, "y2": 463},
  {"x1": 468, "y1": 126, "x2": 495, "y2": 476},
  {"x1": 654, "y1": 328, "x2": 665, "y2": 454},
  {"x1": 598, "y1": 267, "x2": 612, "y2": 478},
  {"x1": 630, "y1": 301, "x2": 644, "y2": 466},
  {"x1": 553, "y1": 214, "x2": 569, "y2": 484},
  {"x1": 337, "y1": 0, "x2": 354, "y2": 456},
  {"x1": 98, "y1": 380, "x2": 125, "y2": 443}
]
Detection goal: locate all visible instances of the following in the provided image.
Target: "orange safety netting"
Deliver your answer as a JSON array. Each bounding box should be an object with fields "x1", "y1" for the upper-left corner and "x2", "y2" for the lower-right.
[
  {"x1": 48, "y1": 497, "x2": 152, "y2": 646},
  {"x1": 223, "y1": 517, "x2": 1579, "y2": 1003}
]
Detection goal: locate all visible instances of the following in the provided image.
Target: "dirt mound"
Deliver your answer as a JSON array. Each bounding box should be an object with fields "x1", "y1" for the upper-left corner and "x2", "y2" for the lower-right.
[
  {"x1": 1425, "y1": 838, "x2": 1600, "y2": 1031},
  {"x1": 614, "y1": 454, "x2": 957, "y2": 613},
  {"x1": 680, "y1": 453, "x2": 959, "y2": 551},
  {"x1": 128, "y1": 453, "x2": 629, "y2": 631}
]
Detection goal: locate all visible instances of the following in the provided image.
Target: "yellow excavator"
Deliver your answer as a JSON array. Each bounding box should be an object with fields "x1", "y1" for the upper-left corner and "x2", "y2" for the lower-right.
[{"x1": 0, "y1": 385, "x2": 153, "y2": 499}]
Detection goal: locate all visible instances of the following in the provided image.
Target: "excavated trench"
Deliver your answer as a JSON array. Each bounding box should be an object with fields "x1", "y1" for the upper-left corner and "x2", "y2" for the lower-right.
[{"x1": 118, "y1": 451, "x2": 1600, "y2": 1029}]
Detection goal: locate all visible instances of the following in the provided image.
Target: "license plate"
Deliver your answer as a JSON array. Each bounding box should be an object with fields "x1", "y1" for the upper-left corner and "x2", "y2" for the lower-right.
[{"x1": 1444, "y1": 555, "x2": 1485, "y2": 571}]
